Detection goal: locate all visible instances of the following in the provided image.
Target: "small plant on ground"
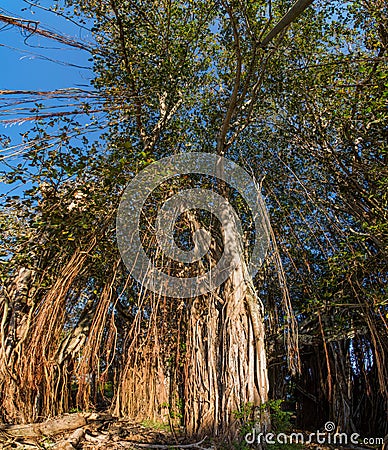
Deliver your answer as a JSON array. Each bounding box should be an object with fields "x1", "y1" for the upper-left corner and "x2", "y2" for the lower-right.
[
  {"x1": 140, "y1": 418, "x2": 170, "y2": 432},
  {"x1": 261, "y1": 399, "x2": 292, "y2": 433}
]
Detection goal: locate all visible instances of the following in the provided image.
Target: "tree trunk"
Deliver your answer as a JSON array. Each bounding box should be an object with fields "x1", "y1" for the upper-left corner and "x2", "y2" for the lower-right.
[
  {"x1": 184, "y1": 272, "x2": 269, "y2": 439},
  {"x1": 184, "y1": 187, "x2": 269, "y2": 439}
]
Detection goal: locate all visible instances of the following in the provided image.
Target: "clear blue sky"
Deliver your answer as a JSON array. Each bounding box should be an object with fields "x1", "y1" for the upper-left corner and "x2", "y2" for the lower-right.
[
  {"x1": 0, "y1": 0, "x2": 93, "y2": 90},
  {"x1": 0, "y1": 0, "x2": 94, "y2": 195}
]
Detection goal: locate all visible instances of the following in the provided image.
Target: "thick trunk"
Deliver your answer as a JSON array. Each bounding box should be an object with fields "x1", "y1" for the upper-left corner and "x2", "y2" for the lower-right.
[
  {"x1": 184, "y1": 268, "x2": 269, "y2": 439},
  {"x1": 184, "y1": 197, "x2": 269, "y2": 439}
]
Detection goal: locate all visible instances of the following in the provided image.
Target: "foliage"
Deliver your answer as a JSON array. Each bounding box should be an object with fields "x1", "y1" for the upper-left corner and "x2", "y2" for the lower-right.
[{"x1": 264, "y1": 400, "x2": 292, "y2": 433}]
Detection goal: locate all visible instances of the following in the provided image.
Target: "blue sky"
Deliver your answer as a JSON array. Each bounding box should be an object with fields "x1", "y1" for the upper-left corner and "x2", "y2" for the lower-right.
[
  {"x1": 0, "y1": 0, "x2": 93, "y2": 90},
  {"x1": 0, "y1": 0, "x2": 94, "y2": 195}
]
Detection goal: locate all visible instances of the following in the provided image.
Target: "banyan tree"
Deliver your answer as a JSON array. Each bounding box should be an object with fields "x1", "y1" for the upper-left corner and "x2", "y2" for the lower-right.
[{"x1": 0, "y1": 0, "x2": 387, "y2": 441}]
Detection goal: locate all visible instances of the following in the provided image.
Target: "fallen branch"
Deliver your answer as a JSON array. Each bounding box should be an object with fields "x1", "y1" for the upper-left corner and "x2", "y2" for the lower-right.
[
  {"x1": 53, "y1": 428, "x2": 85, "y2": 450},
  {"x1": 0, "y1": 414, "x2": 86, "y2": 440},
  {"x1": 83, "y1": 431, "x2": 110, "y2": 443}
]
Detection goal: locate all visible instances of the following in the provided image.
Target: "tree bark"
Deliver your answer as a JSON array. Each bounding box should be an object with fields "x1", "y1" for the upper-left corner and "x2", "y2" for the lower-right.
[{"x1": 184, "y1": 189, "x2": 269, "y2": 439}]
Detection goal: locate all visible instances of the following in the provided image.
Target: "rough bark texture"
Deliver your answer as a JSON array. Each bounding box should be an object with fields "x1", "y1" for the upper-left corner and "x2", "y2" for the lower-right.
[{"x1": 183, "y1": 200, "x2": 270, "y2": 439}]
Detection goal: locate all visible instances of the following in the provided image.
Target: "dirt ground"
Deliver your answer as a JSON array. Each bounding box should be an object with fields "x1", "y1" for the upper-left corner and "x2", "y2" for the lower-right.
[{"x1": 0, "y1": 413, "x2": 384, "y2": 450}]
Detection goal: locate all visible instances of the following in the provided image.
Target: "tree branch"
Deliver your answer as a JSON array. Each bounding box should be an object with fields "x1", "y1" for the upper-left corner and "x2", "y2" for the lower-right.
[{"x1": 0, "y1": 13, "x2": 94, "y2": 52}]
